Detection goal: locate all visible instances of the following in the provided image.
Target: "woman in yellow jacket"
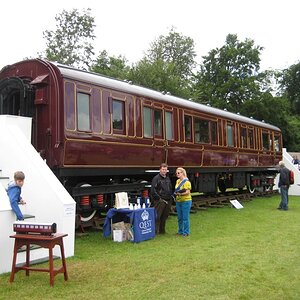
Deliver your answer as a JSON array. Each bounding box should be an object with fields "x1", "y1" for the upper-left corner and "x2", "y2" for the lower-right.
[{"x1": 175, "y1": 167, "x2": 192, "y2": 237}]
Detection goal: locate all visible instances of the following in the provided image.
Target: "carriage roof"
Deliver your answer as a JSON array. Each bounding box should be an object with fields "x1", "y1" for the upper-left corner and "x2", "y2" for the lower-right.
[{"x1": 52, "y1": 61, "x2": 280, "y2": 132}]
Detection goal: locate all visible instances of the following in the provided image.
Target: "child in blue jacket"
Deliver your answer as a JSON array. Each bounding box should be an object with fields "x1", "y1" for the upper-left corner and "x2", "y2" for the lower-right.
[{"x1": 7, "y1": 171, "x2": 26, "y2": 220}]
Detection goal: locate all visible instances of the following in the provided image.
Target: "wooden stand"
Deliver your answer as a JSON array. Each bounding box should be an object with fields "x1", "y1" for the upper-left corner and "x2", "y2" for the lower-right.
[{"x1": 10, "y1": 233, "x2": 68, "y2": 286}]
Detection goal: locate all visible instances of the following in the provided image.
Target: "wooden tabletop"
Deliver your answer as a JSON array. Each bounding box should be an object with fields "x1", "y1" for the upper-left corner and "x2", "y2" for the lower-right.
[{"x1": 10, "y1": 233, "x2": 68, "y2": 241}]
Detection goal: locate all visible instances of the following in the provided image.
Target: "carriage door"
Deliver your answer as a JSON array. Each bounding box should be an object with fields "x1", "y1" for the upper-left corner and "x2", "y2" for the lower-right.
[
  {"x1": 153, "y1": 108, "x2": 166, "y2": 164},
  {"x1": 0, "y1": 76, "x2": 36, "y2": 140},
  {"x1": 164, "y1": 110, "x2": 174, "y2": 163}
]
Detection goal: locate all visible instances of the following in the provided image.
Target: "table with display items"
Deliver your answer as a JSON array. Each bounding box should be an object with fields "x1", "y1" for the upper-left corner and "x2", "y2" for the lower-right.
[
  {"x1": 9, "y1": 233, "x2": 68, "y2": 286},
  {"x1": 103, "y1": 208, "x2": 156, "y2": 243}
]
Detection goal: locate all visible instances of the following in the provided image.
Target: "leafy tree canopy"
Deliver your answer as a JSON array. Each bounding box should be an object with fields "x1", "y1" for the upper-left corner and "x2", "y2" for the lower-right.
[
  {"x1": 129, "y1": 28, "x2": 196, "y2": 98},
  {"x1": 285, "y1": 115, "x2": 300, "y2": 150},
  {"x1": 146, "y1": 26, "x2": 197, "y2": 79},
  {"x1": 279, "y1": 61, "x2": 300, "y2": 114},
  {"x1": 128, "y1": 58, "x2": 191, "y2": 99},
  {"x1": 192, "y1": 34, "x2": 263, "y2": 112},
  {"x1": 42, "y1": 8, "x2": 95, "y2": 69},
  {"x1": 90, "y1": 50, "x2": 131, "y2": 80}
]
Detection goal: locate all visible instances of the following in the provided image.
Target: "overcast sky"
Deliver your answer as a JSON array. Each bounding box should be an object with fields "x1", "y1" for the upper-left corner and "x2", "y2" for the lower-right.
[{"x1": 1, "y1": 0, "x2": 299, "y2": 71}]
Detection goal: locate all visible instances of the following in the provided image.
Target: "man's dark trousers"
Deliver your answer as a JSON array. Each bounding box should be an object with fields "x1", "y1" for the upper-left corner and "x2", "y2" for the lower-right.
[{"x1": 153, "y1": 198, "x2": 172, "y2": 234}]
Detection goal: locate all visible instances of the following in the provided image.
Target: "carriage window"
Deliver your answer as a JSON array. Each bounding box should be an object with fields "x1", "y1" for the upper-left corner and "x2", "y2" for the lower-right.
[
  {"x1": 248, "y1": 128, "x2": 254, "y2": 149},
  {"x1": 211, "y1": 121, "x2": 218, "y2": 145},
  {"x1": 165, "y1": 111, "x2": 173, "y2": 140},
  {"x1": 184, "y1": 115, "x2": 192, "y2": 141},
  {"x1": 194, "y1": 119, "x2": 200, "y2": 143},
  {"x1": 274, "y1": 134, "x2": 281, "y2": 152},
  {"x1": 143, "y1": 107, "x2": 153, "y2": 138},
  {"x1": 262, "y1": 131, "x2": 270, "y2": 150},
  {"x1": 77, "y1": 92, "x2": 90, "y2": 131},
  {"x1": 226, "y1": 123, "x2": 234, "y2": 147},
  {"x1": 240, "y1": 127, "x2": 247, "y2": 148},
  {"x1": 154, "y1": 110, "x2": 162, "y2": 138},
  {"x1": 194, "y1": 118, "x2": 209, "y2": 143},
  {"x1": 113, "y1": 99, "x2": 125, "y2": 133},
  {"x1": 65, "y1": 82, "x2": 75, "y2": 130}
]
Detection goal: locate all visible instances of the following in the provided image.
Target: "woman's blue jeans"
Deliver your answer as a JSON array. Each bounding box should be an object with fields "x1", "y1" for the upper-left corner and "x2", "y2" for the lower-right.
[{"x1": 176, "y1": 200, "x2": 192, "y2": 235}]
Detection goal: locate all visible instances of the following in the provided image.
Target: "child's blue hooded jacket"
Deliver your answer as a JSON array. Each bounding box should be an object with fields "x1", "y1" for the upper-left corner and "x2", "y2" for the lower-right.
[{"x1": 7, "y1": 182, "x2": 24, "y2": 220}]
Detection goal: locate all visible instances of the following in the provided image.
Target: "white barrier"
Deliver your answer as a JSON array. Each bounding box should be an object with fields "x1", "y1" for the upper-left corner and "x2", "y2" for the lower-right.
[{"x1": 274, "y1": 148, "x2": 300, "y2": 196}]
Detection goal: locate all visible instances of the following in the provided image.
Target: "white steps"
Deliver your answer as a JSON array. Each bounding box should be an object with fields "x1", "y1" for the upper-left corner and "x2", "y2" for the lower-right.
[
  {"x1": 0, "y1": 169, "x2": 9, "y2": 189},
  {"x1": 276, "y1": 148, "x2": 300, "y2": 195}
]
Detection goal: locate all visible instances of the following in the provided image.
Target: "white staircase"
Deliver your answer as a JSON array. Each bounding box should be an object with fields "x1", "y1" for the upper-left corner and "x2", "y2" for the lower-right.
[
  {"x1": 0, "y1": 170, "x2": 9, "y2": 188},
  {"x1": 0, "y1": 115, "x2": 76, "y2": 274}
]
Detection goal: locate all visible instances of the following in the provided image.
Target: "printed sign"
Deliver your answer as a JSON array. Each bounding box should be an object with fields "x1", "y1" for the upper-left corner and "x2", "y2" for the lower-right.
[
  {"x1": 230, "y1": 199, "x2": 244, "y2": 209},
  {"x1": 63, "y1": 204, "x2": 75, "y2": 217},
  {"x1": 133, "y1": 208, "x2": 155, "y2": 242}
]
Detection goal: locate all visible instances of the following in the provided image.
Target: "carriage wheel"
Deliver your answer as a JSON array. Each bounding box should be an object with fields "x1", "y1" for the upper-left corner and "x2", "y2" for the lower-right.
[
  {"x1": 264, "y1": 185, "x2": 273, "y2": 192},
  {"x1": 76, "y1": 183, "x2": 97, "y2": 224},
  {"x1": 218, "y1": 180, "x2": 226, "y2": 193},
  {"x1": 247, "y1": 185, "x2": 256, "y2": 194}
]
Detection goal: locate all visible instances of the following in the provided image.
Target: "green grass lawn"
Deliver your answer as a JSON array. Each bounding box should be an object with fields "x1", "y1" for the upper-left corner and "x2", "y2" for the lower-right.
[{"x1": 1, "y1": 194, "x2": 300, "y2": 300}]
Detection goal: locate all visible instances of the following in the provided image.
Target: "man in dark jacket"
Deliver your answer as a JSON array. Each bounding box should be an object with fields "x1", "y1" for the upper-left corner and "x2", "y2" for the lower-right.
[
  {"x1": 151, "y1": 163, "x2": 173, "y2": 234},
  {"x1": 277, "y1": 161, "x2": 290, "y2": 211}
]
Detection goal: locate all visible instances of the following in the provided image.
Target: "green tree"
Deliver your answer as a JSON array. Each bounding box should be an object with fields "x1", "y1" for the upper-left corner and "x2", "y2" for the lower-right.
[
  {"x1": 147, "y1": 26, "x2": 197, "y2": 79},
  {"x1": 285, "y1": 115, "x2": 300, "y2": 150},
  {"x1": 90, "y1": 50, "x2": 131, "y2": 80},
  {"x1": 130, "y1": 28, "x2": 196, "y2": 98},
  {"x1": 279, "y1": 61, "x2": 300, "y2": 114},
  {"x1": 42, "y1": 8, "x2": 95, "y2": 69},
  {"x1": 241, "y1": 94, "x2": 292, "y2": 145},
  {"x1": 129, "y1": 58, "x2": 190, "y2": 98},
  {"x1": 192, "y1": 34, "x2": 263, "y2": 112}
]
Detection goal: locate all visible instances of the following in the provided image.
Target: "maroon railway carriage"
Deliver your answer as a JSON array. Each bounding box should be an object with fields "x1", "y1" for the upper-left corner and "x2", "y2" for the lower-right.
[{"x1": 0, "y1": 59, "x2": 282, "y2": 216}]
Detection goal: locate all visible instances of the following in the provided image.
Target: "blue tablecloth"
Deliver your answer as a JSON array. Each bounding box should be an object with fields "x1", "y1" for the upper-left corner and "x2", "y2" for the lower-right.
[{"x1": 103, "y1": 208, "x2": 156, "y2": 243}]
